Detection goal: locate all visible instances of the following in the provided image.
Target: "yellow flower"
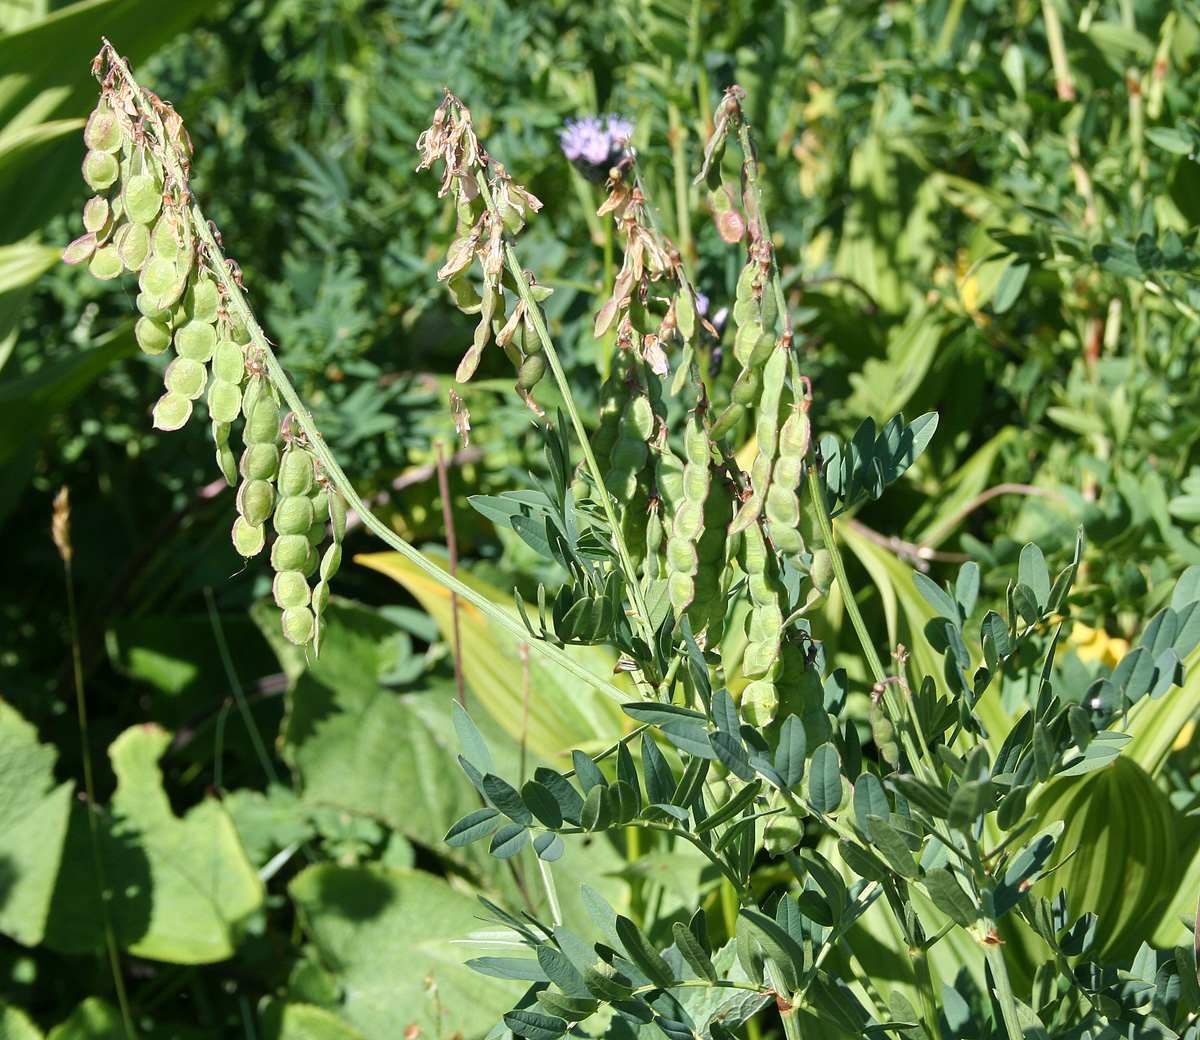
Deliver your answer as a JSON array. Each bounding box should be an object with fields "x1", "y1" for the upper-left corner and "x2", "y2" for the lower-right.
[{"x1": 1067, "y1": 622, "x2": 1129, "y2": 669}]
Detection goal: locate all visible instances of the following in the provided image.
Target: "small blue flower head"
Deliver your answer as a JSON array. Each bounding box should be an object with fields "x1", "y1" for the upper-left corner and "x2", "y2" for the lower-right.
[{"x1": 559, "y1": 114, "x2": 634, "y2": 182}]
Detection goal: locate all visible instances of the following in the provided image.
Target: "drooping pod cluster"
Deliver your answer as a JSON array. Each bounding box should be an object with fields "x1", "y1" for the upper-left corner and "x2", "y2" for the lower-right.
[
  {"x1": 66, "y1": 42, "x2": 348, "y2": 651},
  {"x1": 418, "y1": 93, "x2": 551, "y2": 409},
  {"x1": 665, "y1": 401, "x2": 734, "y2": 647},
  {"x1": 764, "y1": 380, "x2": 812, "y2": 558}
]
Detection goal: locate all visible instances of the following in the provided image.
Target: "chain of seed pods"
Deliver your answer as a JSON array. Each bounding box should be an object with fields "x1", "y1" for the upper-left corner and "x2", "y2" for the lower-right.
[
  {"x1": 420, "y1": 95, "x2": 549, "y2": 409},
  {"x1": 68, "y1": 48, "x2": 348, "y2": 650}
]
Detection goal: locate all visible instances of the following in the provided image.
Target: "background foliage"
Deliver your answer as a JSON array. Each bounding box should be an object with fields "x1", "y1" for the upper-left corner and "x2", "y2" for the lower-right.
[{"x1": 6, "y1": 0, "x2": 1200, "y2": 1037}]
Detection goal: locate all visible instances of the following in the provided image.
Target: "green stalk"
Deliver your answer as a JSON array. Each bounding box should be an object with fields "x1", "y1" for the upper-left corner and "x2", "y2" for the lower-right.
[
  {"x1": 667, "y1": 96, "x2": 693, "y2": 267},
  {"x1": 472, "y1": 176, "x2": 656, "y2": 649},
  {"x1": 56, "y1": 495, "x2": 136, "y2": 1040},
  {"x1": 985, "y1": 943, "x2": 1024, "y2": 1040}
]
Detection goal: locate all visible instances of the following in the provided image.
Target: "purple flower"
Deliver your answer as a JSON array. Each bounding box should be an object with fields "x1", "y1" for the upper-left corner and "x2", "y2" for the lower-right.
[{"x1": 559, "y1": 114, "x2": 634, "y2": 182}]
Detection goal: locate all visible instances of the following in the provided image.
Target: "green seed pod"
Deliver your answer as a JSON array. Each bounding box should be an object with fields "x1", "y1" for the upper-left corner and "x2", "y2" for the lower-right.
[
  {"x1": 765, "y1": 485, "x2": 799, "y2": 530},
  {"x1": 232, "y1": 516, "x2": 266, "y2": 558},
  {"x1": 327, "y1": 489, "x2": 347, "y2": 543},
  {"x1": 742, "y1": 638, "x2": 781, "y2": 680},
  {"x1": 215, "y1": 443, "x2": 237, "y2": 486},
  {"x1": 82, "y1": 150, "x2": 119, "y2": 191},
  {"x1": 271, "y1": 534, "x2": 311, "y2": 572},
  {"x1": 810, "y1": 549, "x2": 833, "y2": 596},
  {"x1": 684, "y1": 416, "x2": 710, "y2": 468},
  {"x1": 732, "y1": 261, "x2": 757, "y2": 325},
  {"x1": 139, "y1": 256, "x2": 186, "y2": 311},
  {"x1": 516, "y1": 352, "x2": 546, "y2": 392},
  {"x1": 151, "y1": 390, "x2": 193, "y2": 432},
  {"x1": 655, "y1": 450, "x2": 685, "y2": 519},
  {"x1": 311, "y1": 486, "x2": 331, "y2": 525},
  {"x1": 151, "y1": 216, "x2": 183, "y2": 262},
  {"x1": 748, "y1": 603, "x2": 784, "y2": 644},
  {"x1": 84, "y1": 103, "x2": 123, "y2": 153},
  {"x1": 274, "y1": 495, "x2": 315, "y2": 536},
  {"x1": 213, "y1": 420, "x2": 231, "y2": 449},
  {"x1": 237, "y1": 479, "x2": 275, "y2": 527},
  {"x1": 115, "y1": 222, "x2": 151, "y2": 271},
  {"x1": 135, "y1": 290, "x2": 171, "y2": 322},
  {"x1": 212, "y1": 339, "x2": 246, "y2": 384},
  {"x1": 278, "y1": 448, "x2": 315, "y2": 498},
  {"x1": 667, "y1": 570, "x2": 695, "y2": 616},
  {"x1": 281, "y1": 607, "x2": 315, "y2": 646},
  {"x1": 768, "y1": 519, "x2": 804, "y2": 558},
  {"x1": 244, "y1": 386, "x2": 281, "y2": 446},
  {"x1": 83, "y1": 196, "x2": 110, "y2": 235},
  {"x1": 273, "y1": 570, "x2": 311, "y2": 610},
  {"x1": 320, "y1": 543, "x2": 342, "y2": 582},
  {"x1": 62, "y1": 233, "x2": 97, "y2": 266},
  {"x1": 164, "y1": 357, "x2": 209, "y2": 400},
  {"x1": 88, "y1": 244, "x2": 123, "y2": 280},
  {"x1": 299, "y1": 543, "x2": 320, "y2": 578},
  {"x1": 123, "y1": 174, "x2": 162, "y2": 225},
  {"x1": 733, "y1": 321, "x2": 763, "y2": 369},
  {"x1": 709, "y1": 401, "x2": 745, "y2": 442},
  {"x1": 588, "y1": 368, "x2": 631, "y2": 471},
  {"x1": 741, "y1": 679, "x2": 779, "y2": 728},
  {"x1": 175, "y1": 320, "x2": 217, "y2": 362},
  {"x1": 620, "y1": 393, "x2": 655, "y2": 440},
  {"x1": 135, "y1": 316, "x2": 172, "y2": 355},
  {"x1": 730, "y1": 366, "x2": 761, "y2": 407},
  {"x1": 186, "y1": 277, "x2": 220, "y2": 325},
  {"x1": 312, "y1": 579, "x2": 330, "y2": 615},
  {"x1": 240, "y1": 443, "x2": 280, "y2": 482},
  {"x1": 667, "y1": 536, "x2": 698, "y2": 576},
  {"x1": 674, "y1": 498, "x2": 705, "y2": 542},
  {"x1": 208, "y1": 380, "x2": 242, "y2": 424}
]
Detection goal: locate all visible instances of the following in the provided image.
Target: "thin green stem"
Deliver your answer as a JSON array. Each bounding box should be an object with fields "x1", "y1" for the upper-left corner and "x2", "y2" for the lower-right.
[
  {"x1": 203, "y1": 587, "x2": 279, "y2": 786},
  {"x1": 636, "y1": 821, "x2": 748, "y2": 899},
  {"x1": 911, "y1": 943, "x2": 945, "y2": 1040},
  {"x1": 779, "y1": 1005, "x2": 803, "y2": 1040},
  {"x1": 536, "y1": 857, "x2": 562, "y2": 927},
  {"x1": 806, "y1": 467, "x2": 886, "y2": 684},
  {"x1": 934, "y1": 0, "x2": 967, "y2": 56},
  {"x1": 986, "y1": 942, "x2": 1024, "y2": 1040},
  {"x1": 61, "y1": 548, "x2": 136, "y2": 1040}
]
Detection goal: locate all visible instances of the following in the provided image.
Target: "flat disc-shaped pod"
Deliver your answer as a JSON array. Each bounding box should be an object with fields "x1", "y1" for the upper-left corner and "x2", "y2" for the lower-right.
[
  {"x1": 270, "y1": 534, "x2": 310, "y2": 572},
  {"x1": 139, "y1": 256, "x2": 187, "y2": 312},
  {"x1": 165, "y1": 356, "x2": 209, "y2": 400},
  {"x1": 239, "y1": 443, "x2": 280, "y2": 482},
  {"x1": 277, "y1": 448, "x2": 314, "y2": 498},
  {"x1": 123, "y1": 173, "x2": 162, "y2": 225},
  {"x1": 281, "y1": 607, "x2": 315, "y2": 646},
  {"x1": 174, "y1": 320, "x2": 216, "y2": 362},
  {"x1": 83, "y1": 102, "x2": 123, "y2": 153},
  {"x1": 207, "y1": 380, "x2": 242, "y2": 424},
  {"x1": 82, "y1": 196, "x2": 110, "y2": 235},
  {"x1": 88, "y1": 244, "x2": 124, "y2": 280},
  {"x1": 82, "y1": 150, "x2": 119, "y2": 191},
  {"x1": 62, "y1": 233, "x2": 98, "y2": 266},
  {"x1": 273, "y1": 495, "x2": 314, "y2": 536},
  {"x1": 272, "y1": 571, "x2": 311, "y2": 610},
  {"x1": 231, "y1": 516, "x2": 266, "y2": 558},
  {"x1": 135, "y1": 289, "x2": 171, "y2": 322},
  {"x1": 115, "y1": 222, "x2": 151, "y2": 271},
  {"x1": 135, "y1": 316, "x2": 172, "y2": 355},
  {"x1": 237, "y1": 479, "x2": 275, "y2": 527},
  {"x1": 185, "y1": 277, "x2": 220, "y2": 325},
  {"x1": 211, "y1": 339, "x2": 247, "y2": 384},
  {"x1": 152, "y1": 391, "x2": 193, "y2": 431}
]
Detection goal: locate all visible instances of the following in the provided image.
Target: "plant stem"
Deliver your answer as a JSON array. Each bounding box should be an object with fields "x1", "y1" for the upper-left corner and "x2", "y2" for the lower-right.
[
  {"x1": 986, "y1": 942, "x2": 1025, "y2": 1040},
  {"x1": 434, "y1": 441, "x2": 466, "y2": 708},
  {"x1": 56, "y1": 494, "x2": 136, "y2": 1040},
  {"x1": 203, "y1": 587, "x2": 279, "y2": 786}
]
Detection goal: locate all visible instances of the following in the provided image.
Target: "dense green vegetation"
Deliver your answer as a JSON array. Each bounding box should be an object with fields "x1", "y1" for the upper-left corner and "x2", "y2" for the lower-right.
[{"x1": 5, "y1": 1, "x2": 1200, "y2": 1038}]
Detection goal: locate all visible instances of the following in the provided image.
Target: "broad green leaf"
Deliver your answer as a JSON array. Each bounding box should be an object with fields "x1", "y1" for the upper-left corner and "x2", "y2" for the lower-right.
[
  {"x1": 991, "y1": 258, "x2": 1029, "y2": 313},
  {"x1": 445, "y1": 808, "x2": 501, "y2": 847},
  {"x1": 774, "y1": 715, "x2": 806, "y2": 788},
  {"x1": 45, "y1": 725, "x2": 262, "y2": 963},
  {"x1": 536, "y1": 946, "x2": 589, "y2": 998},
  {"x1": 291, "y1": 865, "x2": 520, "y2": 1040},
  {"x1": 44, "y1": 998, "x2": 121, "y2": 1040},
  {"x1": 357, "y1": 553, "x2": 625, "y2": 759},
  {"x1": 482, "y1": 774, "x2": 533, "y2": 824},
  {"x1": 1146, "y1": 126, "x2": 1194, "y2": 154},
  {"x1": 490, "y1": 824, "x2": 529, "y2": 858},
  {"x1": 260, "y1": 1001, "x2": 369, "y2": 1040},
  {"x1": 0, "y1": 702, "x2": 73, "y2": 947},
  {"x1": 521, "y1": 780, "x2": 564, "y2": 829},
  {"x1": 0, "y1": 999, "x2": 42, "y2": 1040}
]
